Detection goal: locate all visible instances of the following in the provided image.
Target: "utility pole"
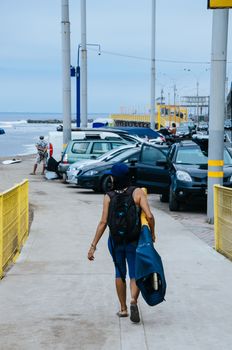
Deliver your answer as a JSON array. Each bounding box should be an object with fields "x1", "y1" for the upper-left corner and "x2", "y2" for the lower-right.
[
  {"x1": 150, "y1": 0, "x2": 156, "y2": 130},
  {"x1": 61, "y1": 0, "x2": 72, "y2": 147},
  {"x1": 161, "y1": 88, "x2": 164, "y2": 105},
  {"x1": 81, "y1": 0, "x2": 88, "y2": 127},
  {"x1": 196, "y1": 81, "x2": 199, "y2": 124},
  {"x1": 207, "y1": 9, "x2": 229, "y2": 223},
  {"x1": 173, "y1": 84, "x2": 177, "y2": 106}
]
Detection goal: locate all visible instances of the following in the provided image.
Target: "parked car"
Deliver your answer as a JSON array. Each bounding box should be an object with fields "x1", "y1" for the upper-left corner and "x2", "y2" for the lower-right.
[
  {"x1": 66, "y1": 144, "x2": 137, "y2": 184},
  {"x1": 58, "y1": 132, "x2": 129, "y2": 174},
  {"x1": 113, "y1": 127, "x2": 165, "y2": 143},
  {"x1": 75, "y1": 143, "x2": 170, "y2": 193},
  {"x1": 180, "y1": 122, "x2": 196, "y2": 133},
  {"x1": 175, "y1": 125, "x2": 192, "y2": 139},
  {"x1": 197, "y1": 122, "x2": 208, "y2": 132},
  {"x1": 166, "y1": 140, "x2": 232, "y2": 211},
  {"x1": 75, "y1": 147, "x2": 142, "y2": 192}
]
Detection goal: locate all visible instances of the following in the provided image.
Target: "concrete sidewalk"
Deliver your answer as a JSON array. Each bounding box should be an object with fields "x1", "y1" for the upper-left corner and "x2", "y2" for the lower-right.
[{"x1": 0, "y1": 156, "x2": 232, "y2": 350}]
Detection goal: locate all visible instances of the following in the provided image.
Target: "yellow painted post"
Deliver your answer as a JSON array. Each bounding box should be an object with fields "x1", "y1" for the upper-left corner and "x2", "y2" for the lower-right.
[
  {"x1": 214, "y1": 185, "x2": 219, "y2": 251},
  {"x1": 0, "y1": 195, "x2": 3, "y2": 278}
]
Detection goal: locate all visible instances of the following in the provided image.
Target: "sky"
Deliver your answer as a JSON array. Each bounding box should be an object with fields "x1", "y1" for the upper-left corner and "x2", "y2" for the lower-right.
[{"x1": 0, "y1": 0, "x2": 232, "y2": 115}]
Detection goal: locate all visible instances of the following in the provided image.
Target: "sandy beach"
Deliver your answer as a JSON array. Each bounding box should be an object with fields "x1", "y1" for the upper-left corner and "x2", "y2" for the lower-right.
[{"x1": 0, "y1": 155, "x2": 37, "y2": 192}]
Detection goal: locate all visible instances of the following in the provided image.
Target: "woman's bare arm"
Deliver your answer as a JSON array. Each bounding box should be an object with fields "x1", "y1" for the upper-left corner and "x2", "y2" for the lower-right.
[{"x1": 136, "y1": 189, "x2": 156, "y2": 242}]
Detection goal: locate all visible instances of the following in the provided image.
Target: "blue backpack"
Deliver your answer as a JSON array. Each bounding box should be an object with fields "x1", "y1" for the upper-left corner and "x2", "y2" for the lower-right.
[{"x1": 135, "y1": 225, "x2": 167, "y2": 306}]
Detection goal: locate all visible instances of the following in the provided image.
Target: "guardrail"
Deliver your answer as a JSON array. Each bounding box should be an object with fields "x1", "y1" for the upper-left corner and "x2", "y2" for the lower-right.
[
  {"x1": 214, "y1": 185, "x2": 232, "y2": 260},
  {"x1": 0, "y1": 180, "x2": 29, "y2": 278}
]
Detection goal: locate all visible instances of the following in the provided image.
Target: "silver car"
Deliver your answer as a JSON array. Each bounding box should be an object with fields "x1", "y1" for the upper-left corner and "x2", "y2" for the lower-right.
[{"x1": 66, "y1": 144, "x2": 137, "y2": 185}]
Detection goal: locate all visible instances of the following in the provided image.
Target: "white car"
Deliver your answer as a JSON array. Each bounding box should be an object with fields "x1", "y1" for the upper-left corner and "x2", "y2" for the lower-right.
[{"x1": 66, "y1": 144, "x2": 137, "y2": 184}]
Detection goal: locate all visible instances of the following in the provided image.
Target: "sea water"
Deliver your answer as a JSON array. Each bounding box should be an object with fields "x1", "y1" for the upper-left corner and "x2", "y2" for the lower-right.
[
  {"x1": 0, "y1": 112, "x2": 108, "y2": 157},
  {"x1": 0, "y1": 113, "x2": 61, "y2": 157}
]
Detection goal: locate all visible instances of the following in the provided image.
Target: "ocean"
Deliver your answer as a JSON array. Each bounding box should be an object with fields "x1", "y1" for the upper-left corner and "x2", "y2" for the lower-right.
[{"x1": 0, "y1": 112, "x2": 108, "y2": 157}]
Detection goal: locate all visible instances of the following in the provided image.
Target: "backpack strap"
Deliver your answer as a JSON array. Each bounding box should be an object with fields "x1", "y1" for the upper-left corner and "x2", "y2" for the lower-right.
[
  {"x1": 107, "y1": 186, "x2": 138, "y2": 198},
  {"x1": 107, "y1": 190, "x2": 117, "y2": 199},
  {"x1": 126, "y1": 186, "x2": 137, "y2": 193}
]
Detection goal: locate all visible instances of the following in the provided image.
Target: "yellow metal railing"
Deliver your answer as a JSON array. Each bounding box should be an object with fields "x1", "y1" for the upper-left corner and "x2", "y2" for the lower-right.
[
  {"x1": 0, "y1": 180, "x2": 29, "y2": 278},
  {"x1": 110, "y1": 105, "x2": 188, "y2": 129},
  {"x1": 214, "y1": 185, "x2": 232, "y2": 260}
]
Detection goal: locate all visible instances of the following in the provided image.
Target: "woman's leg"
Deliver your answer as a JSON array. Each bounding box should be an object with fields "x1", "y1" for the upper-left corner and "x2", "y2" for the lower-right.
[
  {"x1": 115, "y1": 278, "x2": 127, "y2": 312},
  {"x1": 130, "y1": 279, "x2": 140, "y2": 304},
  {"x1": 108, "y1": 238, "x2": 127, "y2": 313},
  {"x1": 126, "y1": 243, "x2": 140, "y2": 322}
]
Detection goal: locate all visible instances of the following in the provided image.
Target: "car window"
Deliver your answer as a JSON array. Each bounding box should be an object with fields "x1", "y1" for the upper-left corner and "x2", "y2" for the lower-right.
[
  {"x1": 72, "y1": 142, "x2": 90, "y2": 154},
  {"x1": 141, "y1": 145, "x2": 166, "y2": 165},
  {"x1": 123, "y1": 152, "x2": 140, "y2": 163},
  {"x1": 176, "y1": 147, "x2": 207, "y2": 165},
  {"x1": 91, "y1": 142, "x2": 111, "y2": 155},
  {"x1": 111, "y1": 142, "x2": 125, "y2": 149}
]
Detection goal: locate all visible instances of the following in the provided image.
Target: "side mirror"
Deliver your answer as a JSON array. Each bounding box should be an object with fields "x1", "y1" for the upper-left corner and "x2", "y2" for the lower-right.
[
  {"x1": 156, "y1": 159, "x2": 167, "y2": 167},
  {"x1": 129, "y1": 158, "x2": 138, "y2": 166},
  {"x1": 90, "y1": 155, "x2": 97, "y2": 159}
]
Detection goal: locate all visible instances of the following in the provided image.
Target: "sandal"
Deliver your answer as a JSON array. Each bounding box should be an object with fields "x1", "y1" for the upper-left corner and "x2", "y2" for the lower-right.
[
  {"x1": 130, "y1": 304, "x2": 140, "y2": 323},
  {"x1": 116, "y1": 309, "x2": 128, "y2": 318}
]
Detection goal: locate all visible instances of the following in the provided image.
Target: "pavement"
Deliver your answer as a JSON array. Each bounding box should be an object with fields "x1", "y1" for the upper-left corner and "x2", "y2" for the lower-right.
[{"x1": 0, "y1": 155, "x2": 232, "y2": 350}]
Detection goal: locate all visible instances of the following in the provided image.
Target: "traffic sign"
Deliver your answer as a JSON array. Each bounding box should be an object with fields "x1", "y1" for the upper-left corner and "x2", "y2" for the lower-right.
[{"x1": 208, "y1": 0, "x2": 232, "y2": 8}]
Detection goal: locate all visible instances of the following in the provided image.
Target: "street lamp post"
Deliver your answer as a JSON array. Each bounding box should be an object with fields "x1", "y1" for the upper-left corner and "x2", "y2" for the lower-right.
[
  {"x1": 71, "y1": 44, "x2": 101, "y2": 127},
  {"x1": 184, "y1": 68, "x2": 200, "y2": 125}
]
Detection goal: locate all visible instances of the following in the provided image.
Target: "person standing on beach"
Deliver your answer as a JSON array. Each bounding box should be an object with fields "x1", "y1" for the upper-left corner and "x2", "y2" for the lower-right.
[
  {"x1": 87, "y1": 163, "x2": 155, "y2": 323},
  {"x1": 31, "y1": 136, "x2": 48, "y2": 175}
]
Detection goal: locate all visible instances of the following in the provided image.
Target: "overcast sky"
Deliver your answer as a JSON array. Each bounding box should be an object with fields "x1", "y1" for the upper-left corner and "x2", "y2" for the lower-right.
[{"x1": 0, "y1": 0, "x2": 232, "y2": 114}]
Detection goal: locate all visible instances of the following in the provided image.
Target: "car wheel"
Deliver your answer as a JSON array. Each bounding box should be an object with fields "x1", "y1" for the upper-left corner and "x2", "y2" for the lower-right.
[
  {"x1": 101, "y1": 175, "x2": 113, "y2": 193},
  {"x1": 160, "y1": 193, "x2": 169, "y2": 203},
  {"x1": 62, "y1": 173, "x2": 67, "y2": 183},
  {"x1": 169, "y1": 188, "x2": 179, "y2": 211}
]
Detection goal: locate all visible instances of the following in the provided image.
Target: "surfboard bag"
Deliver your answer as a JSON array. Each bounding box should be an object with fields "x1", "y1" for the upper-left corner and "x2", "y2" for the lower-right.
[{"x1": 135, "y1": 225, "x2": 166, "y2": 306}]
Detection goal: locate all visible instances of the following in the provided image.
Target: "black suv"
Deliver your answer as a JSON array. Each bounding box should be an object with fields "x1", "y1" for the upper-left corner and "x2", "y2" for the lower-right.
[{"x1": 166, "y1": 140, "x2": 232, "y2": 211}]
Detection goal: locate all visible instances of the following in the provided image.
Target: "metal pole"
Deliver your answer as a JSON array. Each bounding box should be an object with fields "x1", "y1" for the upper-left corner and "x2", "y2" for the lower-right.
[
  {"x1": 196, "y1": 81, "x2": 199, "y2": 124},
  {"x1": 61, "y1": 0, "x2": 72, "y2": 147},
  {"x1": 81, "y1": 0, "x2": 88, "y2": 127},
  {"x1": 207, "y1": 9, "x2": 229, "y2": 223},
  {"x1": 76, "y1": 66, "x2": 81, "y2": 127},
  {"x1": 150, "y1": 0, "x2": 156, "y2": 130}
]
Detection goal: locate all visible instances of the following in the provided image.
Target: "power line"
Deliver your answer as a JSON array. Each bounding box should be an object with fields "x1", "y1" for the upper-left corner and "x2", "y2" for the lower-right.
[{"x1": 88, "y1": 47, "x2": 232, "y2": 65}]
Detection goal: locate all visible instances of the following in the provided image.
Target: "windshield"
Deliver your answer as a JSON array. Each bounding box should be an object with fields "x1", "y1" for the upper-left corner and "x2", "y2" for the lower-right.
[
  {"x1": 224, "y1": 149, "x2": 232, "y2": 165},
  {"x1": 176, "y1": 147, "x2": 208, "y2": 165},
  {"x1": 105, "y1": 148, "x2": 139, "y2": 163},
  {"x1": 96, "y1": 147, "x2": 130, "y2": 162},
  {"x1": 176, "y1": 147, "x2": 232, "y2": 165}
]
